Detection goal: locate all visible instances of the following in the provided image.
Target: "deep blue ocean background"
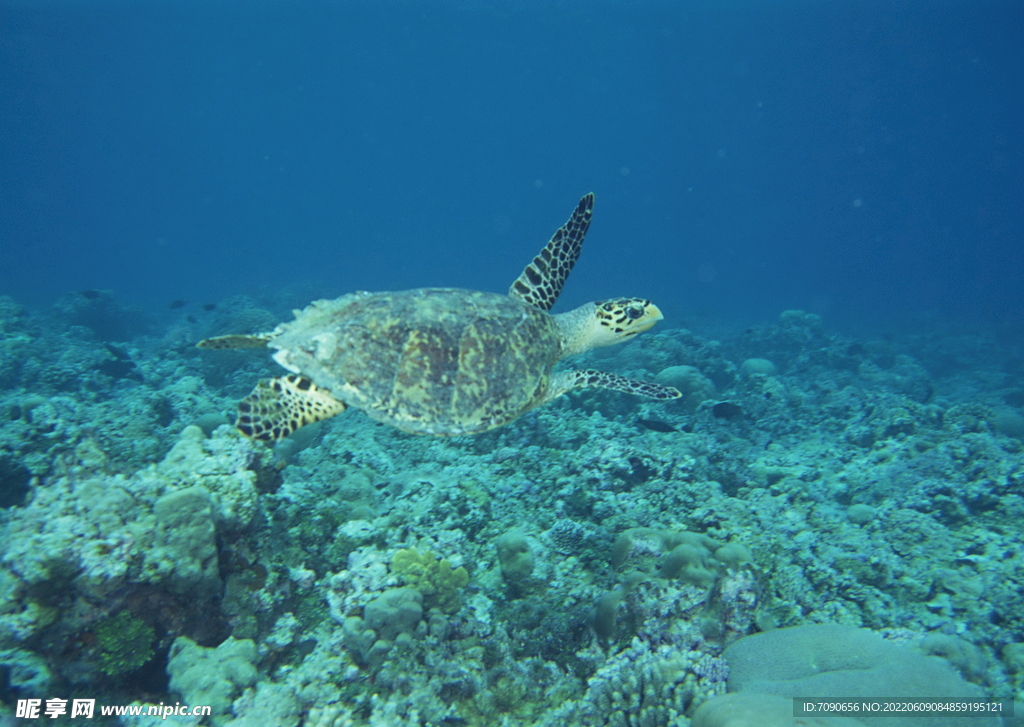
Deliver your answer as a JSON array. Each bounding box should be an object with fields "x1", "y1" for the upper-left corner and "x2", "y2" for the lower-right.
[
  {"x1": 4, "y1": 3, "x2": 1024, "y2": 719},
  {"x1": 1, "y1": 0, "x2": 1022, "y2": 335}
]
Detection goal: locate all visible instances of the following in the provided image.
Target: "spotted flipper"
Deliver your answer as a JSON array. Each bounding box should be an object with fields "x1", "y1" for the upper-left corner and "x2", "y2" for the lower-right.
[
  {"x1": 197, "y1": 334, "x2": 273, "y2": 349},
  {"x1": 509, "y1": 193, "x2": 594, "y2": 311},
  {"x1": 545, "y1": 369, "x2": 682, "y2": 403},
  {"x1": 236, "y1": 375, "x2": 346, "y2": 441}
]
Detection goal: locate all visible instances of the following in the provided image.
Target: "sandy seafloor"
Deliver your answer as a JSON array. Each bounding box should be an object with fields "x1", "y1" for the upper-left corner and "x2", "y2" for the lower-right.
[{"x1": 1, "y1": 289, "x2": 1023, "y2": 727}]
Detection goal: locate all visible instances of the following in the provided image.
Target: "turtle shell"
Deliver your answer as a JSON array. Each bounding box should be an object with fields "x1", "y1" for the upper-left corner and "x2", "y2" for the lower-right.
[{"x1": 268, "y1": 288, "x2": 563, "y2": 435}]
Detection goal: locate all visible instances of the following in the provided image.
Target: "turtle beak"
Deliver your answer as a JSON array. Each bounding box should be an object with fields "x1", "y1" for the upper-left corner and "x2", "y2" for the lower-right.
[{"x1": 630, "y1": 300, "x2": 663, "y2": 333}]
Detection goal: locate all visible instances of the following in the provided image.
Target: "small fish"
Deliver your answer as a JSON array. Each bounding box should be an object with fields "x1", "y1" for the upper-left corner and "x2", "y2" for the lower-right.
[
  {"x1": 168, "y1": 299, "x2": 188, "y2": 309},
  {"x1": 103, "y1": 342, "x2": 130, "y2": 360},
  {"x1": 638, "y1": 418, "x2": 677, "y2": 433},
  {"x1": 80, "y1": 289, "x2": 101, "y2": 299},
  {"x1": 202, "y1": 303, "x2": 217, "y2": 311},
  {"x1": 97, "y1": 359, "x2": 136, "y2": 379},
  {"x1": 247, "y1": 563, "x2": 268, "y2": 591},
  {"x1": 712, "y1": 402, "x2": 743, "y2": 419},
  {"x1": 98, "y1": 343, "x2": 140, "y2": 380}
]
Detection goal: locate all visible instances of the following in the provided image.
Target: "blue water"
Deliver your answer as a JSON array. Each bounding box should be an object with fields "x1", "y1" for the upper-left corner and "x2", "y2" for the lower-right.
[
  {"x1": 3, "y1": 3, "x2": 1024, "y2": 718},
  {"x1": 1, "y1": 0, "x2": 1021, "y2": 332}
]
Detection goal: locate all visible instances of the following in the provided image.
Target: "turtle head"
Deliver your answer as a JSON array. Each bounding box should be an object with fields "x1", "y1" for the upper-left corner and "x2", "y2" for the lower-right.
[
  {"x1": 593, "y1": 298, "x2": 664, "y2": 341},
  {"x1": 557, "y1": 297, "x2": 664, "y2": 356}
]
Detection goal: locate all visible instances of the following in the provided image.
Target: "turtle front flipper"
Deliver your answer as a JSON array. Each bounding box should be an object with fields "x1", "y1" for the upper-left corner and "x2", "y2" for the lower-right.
[
  {"x1": 236, "y1": 375, "x2": 346, "y2": 441},
  {"x1": 544, "y1": 369, "x2": 682, "y2": 404},
  {"x1": 509, "y1": 193, "x2": 594, "y2": 311},
  {"x1": 197, "y1": 334, "x2": 274, "y2": 349}
]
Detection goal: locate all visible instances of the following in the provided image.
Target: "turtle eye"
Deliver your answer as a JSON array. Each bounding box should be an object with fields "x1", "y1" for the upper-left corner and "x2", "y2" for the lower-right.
[{"x1": 626, "y1": 305, "x2": 644, "y2": 320}]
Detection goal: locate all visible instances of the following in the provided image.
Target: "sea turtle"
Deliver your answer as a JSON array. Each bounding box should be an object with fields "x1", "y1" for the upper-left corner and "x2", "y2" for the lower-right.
[{"x1": 198, "y1": 194, "x2": 681, "y2": 441}]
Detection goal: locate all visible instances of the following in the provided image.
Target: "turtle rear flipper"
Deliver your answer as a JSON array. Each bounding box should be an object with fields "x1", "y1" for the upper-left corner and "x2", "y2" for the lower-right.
[
  {"x1": 509, "y1": 193, "x2": 594, "y2": 311},
  {"x1": 545, "y1": 369, "x2": 681, "y2": 404},
  {"x1": 237, "y1": 375, "x2": 346, "y2": 441},
  {"x1": 198, "y1": 334, "x2": 273, "y2": 349}
]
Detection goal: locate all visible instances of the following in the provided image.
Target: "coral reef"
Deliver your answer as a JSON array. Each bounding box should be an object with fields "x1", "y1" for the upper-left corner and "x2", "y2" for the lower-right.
[
  {"x1": 167, "y1": 636, "x2": 258, "y2": 724},
  {"x1": 391, "y1": 547, "x2": 470, "y2": 613},
  {"x1": 1, "y1": 294, "x2": 1022, "y2": 725},
  {"x1": 93, "y1": 610, "x2": 156, "y2": 677},
  {"x1": 699, "y1": 624, "x2": 1000, "y2": 727},
  {"x1": 495, "y1": 530, "x2": 535, "y2": 588}
]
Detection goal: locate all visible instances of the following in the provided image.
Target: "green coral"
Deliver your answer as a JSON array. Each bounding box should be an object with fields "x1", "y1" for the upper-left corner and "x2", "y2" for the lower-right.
[
  {"x1": 495, "y1": 530, "x2": 534, "y2": 587},
  {"x1": 391, "y1": 548, "x2": 469, "y2": 613},
  {"x1": 93, "y1": 610, "x2": 155, "y2": 676}
]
